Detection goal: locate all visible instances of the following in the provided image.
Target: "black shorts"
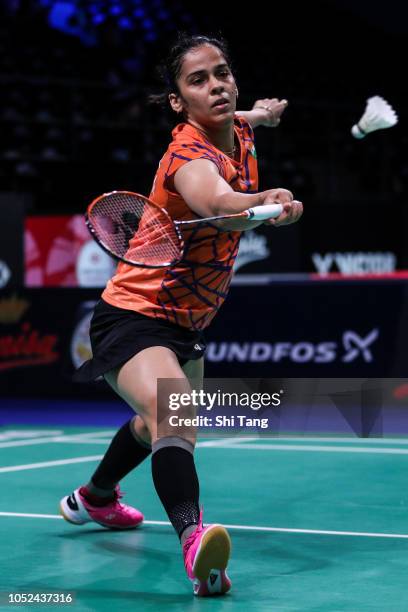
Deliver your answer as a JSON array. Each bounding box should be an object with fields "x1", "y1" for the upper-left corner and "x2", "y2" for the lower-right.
[{"x1": 73, "y1": 299, "x2": 207, "y2": 383}]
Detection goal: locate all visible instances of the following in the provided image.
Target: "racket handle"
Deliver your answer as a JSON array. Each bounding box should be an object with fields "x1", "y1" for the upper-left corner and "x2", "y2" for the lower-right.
[{"x1": 247, "y1": 203, "x2": 283, "y2": 221}]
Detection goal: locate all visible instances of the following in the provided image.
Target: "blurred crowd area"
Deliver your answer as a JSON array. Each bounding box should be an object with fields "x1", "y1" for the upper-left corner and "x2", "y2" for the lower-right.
[{"x1": 0, "y1": 0, "x2": 407, "y2": 214}]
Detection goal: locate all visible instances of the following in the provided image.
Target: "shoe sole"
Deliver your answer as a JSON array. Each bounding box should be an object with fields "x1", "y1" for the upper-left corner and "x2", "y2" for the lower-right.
[{"x1": 193, "y1": 525, "x2": 231, "y2": 582}]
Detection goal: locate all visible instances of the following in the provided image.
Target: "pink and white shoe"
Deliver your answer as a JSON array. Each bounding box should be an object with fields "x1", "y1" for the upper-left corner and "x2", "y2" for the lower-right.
[
  {"x1": 183, "y1": 511, "x2": 232, "y2": 597},
  {"x1": 59, "y1": 485, "x2": 144, "y2": 530}
]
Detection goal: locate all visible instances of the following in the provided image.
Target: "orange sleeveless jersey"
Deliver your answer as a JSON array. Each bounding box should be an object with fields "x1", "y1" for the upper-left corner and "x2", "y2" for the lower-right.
[{"x1": 102, "y1": 115, "x2": 258, "y2": 331}]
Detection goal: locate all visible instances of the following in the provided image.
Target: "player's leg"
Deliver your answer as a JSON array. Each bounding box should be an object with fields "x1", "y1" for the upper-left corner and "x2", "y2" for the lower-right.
[
  {"x1": 107, "y1": 349, "x2": 231, "y2": 596},
  {"x1": 86, "y1": 414, "x2": 151, "y2": 490},
  {"x1": 177, "y1": 356, "x2": 232, "y2": 596},
  {"x1": 68, "y1": 353, "x2": 199, "y2": 507},
  {"x1": 59, "y1": 414, "x2": 150, "y2": 529},
  {"x1": 58, "y1": 348, "x2": 162, "y2": 530},
  {"x1": 60, "y1": 345, "x2": 195, "y2": 531},
  {"x1": 61, "y1": 346, "x2": 231, "y2": 594},
  {"x1": 59, "y1": 346, "x2": 190, "y2": 529},
  {"x1": 105, "y1": 346, "x2": 200, "y2": 537}
]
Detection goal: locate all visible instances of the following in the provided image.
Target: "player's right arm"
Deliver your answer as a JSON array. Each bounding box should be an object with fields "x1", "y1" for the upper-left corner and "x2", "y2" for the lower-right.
[{"x1": 174, "y1": 158, "x2": 300, "y2": 231}]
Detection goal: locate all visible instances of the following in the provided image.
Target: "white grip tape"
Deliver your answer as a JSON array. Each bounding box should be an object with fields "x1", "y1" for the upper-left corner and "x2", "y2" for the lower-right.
[{"x1": 248, "y1": 203, "x2": 283, "y2": 221}]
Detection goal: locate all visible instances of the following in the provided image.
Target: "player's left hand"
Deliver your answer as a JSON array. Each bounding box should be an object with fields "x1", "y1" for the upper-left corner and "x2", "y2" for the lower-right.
[
  {"x1": 264, "y1": 200, "x2": 303, "y2": 226},
  {"x1": 253, "y1": 98, "x2": 288, "y2": 127}
]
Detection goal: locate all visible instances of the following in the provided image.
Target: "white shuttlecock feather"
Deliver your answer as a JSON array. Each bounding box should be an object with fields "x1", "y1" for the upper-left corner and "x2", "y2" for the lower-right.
[{"x1": 351, "y1": 96, "x2": 398, "y2": 139}]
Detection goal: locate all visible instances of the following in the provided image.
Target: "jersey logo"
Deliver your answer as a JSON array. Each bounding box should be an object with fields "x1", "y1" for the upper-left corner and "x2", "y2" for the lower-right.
[{"x1": 249, "y1": 145, "x2": 257, "y2": 159}]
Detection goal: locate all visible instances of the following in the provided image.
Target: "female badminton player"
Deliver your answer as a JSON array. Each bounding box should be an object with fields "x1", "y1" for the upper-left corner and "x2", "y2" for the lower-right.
[{"x1": 60, "y1": 33, "x2": 303, "y2": 597}]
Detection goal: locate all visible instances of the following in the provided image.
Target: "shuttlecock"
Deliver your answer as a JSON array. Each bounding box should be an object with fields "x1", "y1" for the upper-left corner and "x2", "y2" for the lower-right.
[{"x1": 351, "y1": 96, "x2": 398, "y2": 139}]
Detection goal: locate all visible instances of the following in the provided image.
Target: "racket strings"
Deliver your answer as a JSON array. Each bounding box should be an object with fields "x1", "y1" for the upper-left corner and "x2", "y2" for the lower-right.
[{"x1": 89, "y1": 192, "x2": 182, "y2": 266}]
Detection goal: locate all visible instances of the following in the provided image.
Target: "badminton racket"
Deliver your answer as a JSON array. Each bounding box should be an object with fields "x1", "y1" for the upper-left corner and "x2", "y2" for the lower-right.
[{"x1": 85, "y1": 190, "x2": 283, "y2": 268}]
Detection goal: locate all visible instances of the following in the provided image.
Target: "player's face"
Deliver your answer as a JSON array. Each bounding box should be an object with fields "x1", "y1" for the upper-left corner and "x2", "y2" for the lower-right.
[{"x1": 170, "y1": 44, "x2": 237, "y2": 128}]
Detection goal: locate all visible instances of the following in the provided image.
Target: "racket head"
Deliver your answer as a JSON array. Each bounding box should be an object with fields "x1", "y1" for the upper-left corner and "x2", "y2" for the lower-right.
[{"x1": 85, "y1": 190, "x2": 184, "y2": 268}]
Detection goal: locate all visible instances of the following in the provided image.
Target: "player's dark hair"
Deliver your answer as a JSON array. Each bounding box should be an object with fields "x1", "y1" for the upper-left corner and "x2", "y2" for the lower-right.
[{"x1": 149, "y1": 33, "x2": 232, "y2": 108}]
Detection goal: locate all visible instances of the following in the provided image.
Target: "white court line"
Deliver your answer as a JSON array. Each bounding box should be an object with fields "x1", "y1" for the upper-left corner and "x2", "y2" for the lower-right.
[
  {"x1": 216, "y1": 436, "x2": 408, "y2": 446},
  {"x1": 3, "y1": 442, "x2": 408, "y2": 475},
  {"x1": 220, "y1": 524, "x2": 408, "y2": 539},
  {"x1": 276, "y1": 436, "x2": 408, "y2": 445},
  {"x1": 0, "y1": 431, "x2": 116, "y2": 449},
  {"x1": 196, "y1": 438, "x2": 246, "y2": 447},
  {"x1": 62, "y1": 431, "x2": 118, "y2": 439},
  {"x1": 0, "y1": 437, "x2": 76, "y2": 450},
  {"x1": 0, "y1": 441, "x2": 237, "y2": 474},
  {"x1": 3, "y1": 431, "x2": 408, "y2": 450},
  {"x1": 52, "y1": 434, "x2": 408, "y2": 452},
  {"x1": 0, "y1": 455, "x2": 103, "y2": 473},
  {"x1": 0, "y1": 430, "x2": 64, "y2": 441},
  {"x1": 0, "y1": 444, "x2": 234, "y2": 472},
  {"x1": 0, "y1": 512, "x2": 63, "y2": 520},
  {"x1": 0, "y1": 511, "x2": 408, "y2": 540},
  {"x1": 203, "y1": 443, "x2": 408, "y2": 455},
  {"x1": 53, "y1": 437, "x2": 246, "y2": 447},
  {"x1": 53, "y1": 439, "x2": 113, "y2": 445},
  {"x1": 0, "y1": 434, "x2": 232, "y2": 450}
]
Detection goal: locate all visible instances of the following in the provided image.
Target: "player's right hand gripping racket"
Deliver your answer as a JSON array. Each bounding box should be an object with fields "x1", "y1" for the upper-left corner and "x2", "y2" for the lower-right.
[{"x1": 85, "y1": 190, "x2": 283, "y2": 268}]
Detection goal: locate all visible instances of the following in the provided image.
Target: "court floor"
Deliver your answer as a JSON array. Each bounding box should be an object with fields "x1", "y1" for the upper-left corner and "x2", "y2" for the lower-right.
[{"x1": 1, "y1": 426, "x2": 408, "y2": 611}]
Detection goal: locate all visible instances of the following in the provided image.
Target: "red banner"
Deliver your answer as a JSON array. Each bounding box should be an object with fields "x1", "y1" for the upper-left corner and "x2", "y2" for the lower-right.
[{"x1": 25, "y1": 215, "x2": 116, "y2": 287}]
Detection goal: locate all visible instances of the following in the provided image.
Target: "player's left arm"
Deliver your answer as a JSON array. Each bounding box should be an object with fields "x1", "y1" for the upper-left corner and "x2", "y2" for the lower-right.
[{"x1": 236, "y1": 98, "x2": 288, "y2": 129}]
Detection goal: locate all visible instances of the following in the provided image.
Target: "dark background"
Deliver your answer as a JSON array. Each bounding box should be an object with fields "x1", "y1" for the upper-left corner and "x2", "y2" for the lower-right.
[
  {"x1": 1, "y1": 0, "x2": 408, "y2": 272},
  {"x1": 1, "y1": 0, "x2": 408, "y2": 402},
  {"x1": 1, "y1": 0, "x2": 407, "y2": 212}
]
